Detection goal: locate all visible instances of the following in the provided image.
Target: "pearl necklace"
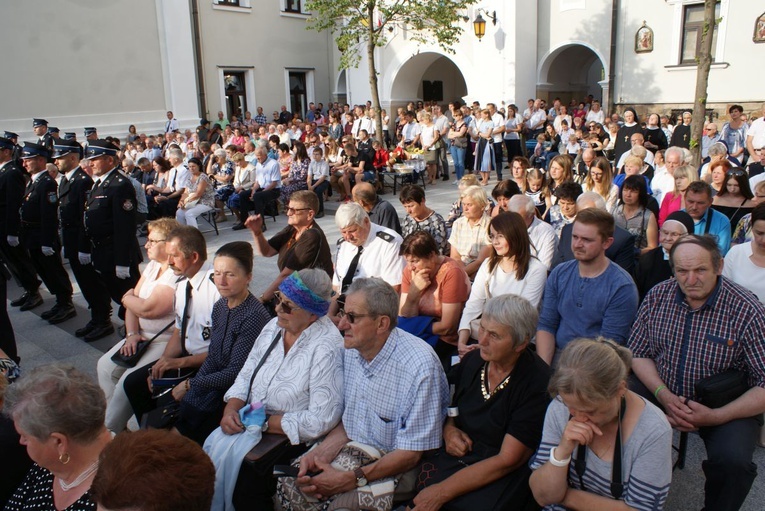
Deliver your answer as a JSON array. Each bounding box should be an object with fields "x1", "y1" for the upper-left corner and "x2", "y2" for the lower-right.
[
  {"x1": 480, "y1": 362, "x2": 512, "y2": 401},
  {"x1": 58, "y1": 460, "x2": 99, "y2": 492}
]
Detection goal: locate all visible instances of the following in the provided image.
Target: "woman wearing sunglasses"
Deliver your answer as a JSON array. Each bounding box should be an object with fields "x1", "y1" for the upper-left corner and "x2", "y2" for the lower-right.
[
  {"x1": 206, "y1": 268, "x2": 344, "y2": 511},
  {"x1": 712, "y1": 167, "x2": 756, "y2": 230}
]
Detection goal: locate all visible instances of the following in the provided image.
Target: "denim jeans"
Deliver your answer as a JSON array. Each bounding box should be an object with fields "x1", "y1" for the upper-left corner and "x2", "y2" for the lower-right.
[{"x1": 450, "y1": 145, "x2": 466, "y2": 180}]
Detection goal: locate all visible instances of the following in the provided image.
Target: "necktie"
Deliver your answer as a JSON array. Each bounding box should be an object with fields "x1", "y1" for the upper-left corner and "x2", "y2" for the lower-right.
[
  {"x1": 179, "y1": 281, "x2": 192, "y2": 356},
  {"x1": 341, "y1": 245, "x2": 364, "y2": 294}
]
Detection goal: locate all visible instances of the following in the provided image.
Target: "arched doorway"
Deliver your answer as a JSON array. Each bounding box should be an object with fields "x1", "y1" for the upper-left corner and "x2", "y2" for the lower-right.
[
  {"x1": 335, "y1": 70, "x2": 347, "y2": 106},
  {"x1": 537, "y1": 43, "x2": 608, "y2": 107},
  {"x1": 390, "y1": 52, "x2": 468, "y2": 107}
]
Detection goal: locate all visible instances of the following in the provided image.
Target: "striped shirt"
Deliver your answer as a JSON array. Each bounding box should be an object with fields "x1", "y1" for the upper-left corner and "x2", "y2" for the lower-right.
[
  {"x1": 628, "y1": 277, "x2": 765, "y2": 398},
  {"x1": 530, "y1": 398, "x2": 672, "y2": 511},
  {"x1": 342, "y1": 328, "x2": 449, "y2": 452}
]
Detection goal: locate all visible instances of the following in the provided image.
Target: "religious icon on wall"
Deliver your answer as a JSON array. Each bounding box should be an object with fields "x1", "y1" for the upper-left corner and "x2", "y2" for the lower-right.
[
  {"x1": 754, "y1": 13, "x2": 765, "y2": 43},
  {"x1": 635, "y1": 22, "x2": 653, "y2": 53}
]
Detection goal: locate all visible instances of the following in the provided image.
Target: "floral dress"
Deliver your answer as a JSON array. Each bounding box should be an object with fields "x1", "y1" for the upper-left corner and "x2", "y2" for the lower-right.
[
  {"x1": 280, "y1": 157, "x2": 309, "y2": 207},
  {"x1": 212, "y1": 160, "x2": 235, "y2": 201}
]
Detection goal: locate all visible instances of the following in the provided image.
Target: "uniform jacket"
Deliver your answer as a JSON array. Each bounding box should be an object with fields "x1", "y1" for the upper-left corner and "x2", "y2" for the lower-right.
[
  {"x1": 59, "y1": 167, "x2": 93, "y2": 259},
  {"x1": 0, "y1": 161, "x2": 26, "y2": 237},
  {"x1": 20, "y1": 171, "x2": 59, "y2": 249}
]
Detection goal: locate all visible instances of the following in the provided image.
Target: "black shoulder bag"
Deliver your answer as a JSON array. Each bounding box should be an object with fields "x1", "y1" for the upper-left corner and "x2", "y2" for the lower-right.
[{"x1": 110, "y1": 320, "x2": 176, "y2": 368}]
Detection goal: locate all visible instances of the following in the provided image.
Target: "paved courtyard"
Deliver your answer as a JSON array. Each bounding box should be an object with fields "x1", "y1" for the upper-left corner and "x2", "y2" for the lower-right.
[{"x1": 8, "y1": 175, "x2": 764, "y2": 510}]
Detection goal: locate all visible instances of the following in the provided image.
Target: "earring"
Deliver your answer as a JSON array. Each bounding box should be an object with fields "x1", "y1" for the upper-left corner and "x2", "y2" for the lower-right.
[{"x1": 59, "y1": 452, "x2": 71, "y2": 465}]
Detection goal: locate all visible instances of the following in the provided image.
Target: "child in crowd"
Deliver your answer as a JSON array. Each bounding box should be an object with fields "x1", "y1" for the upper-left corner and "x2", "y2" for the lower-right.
[
  {"x1": 531, "y1": 134, "x2": 551, "y2": 168},
  {"x1": 565, "y1": 134, "x2": 581, "y2": 159},
  {"x1": 307, "y1": 147, "x2": 330, "y2": 217},
  {"x1": 557, "y1": 120, "x2": 575, "y2": 153},
  {"x1": 371, "y1": 140, "x2": 390, "y2": 172},
  {"x1": 526, "y1": 167, "x2": 550, "y2": 218}
]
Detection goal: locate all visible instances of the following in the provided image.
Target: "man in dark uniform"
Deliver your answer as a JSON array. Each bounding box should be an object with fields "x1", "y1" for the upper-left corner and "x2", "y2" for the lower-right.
[
  {"x1": 84, "y1": 127, "x2": 98, "y2": 141},
  {"x1": 49, "y1": 127, "x2": 60, "y2": 140},
  {"x1": 4, "y1": 131, "x2": 24, "y2": 170},
  {"x1": 32, "y1": 119, "x2": 54, "y2": 155},
  {"x1": 19, "y1": 142, "x2": 75, "y2": 322},
  {"x1": 0, "y1": 137, "x2": 41, "y2": 310},
  {"x1": 83, "y1": 140, "x2": 142, "y2": 321},
  {"x1": 54, "y1": 139, "x2": 115, "y2": 341},
  {"x1": 64, "y1": 132, "x2": 77, "y2": 141}
]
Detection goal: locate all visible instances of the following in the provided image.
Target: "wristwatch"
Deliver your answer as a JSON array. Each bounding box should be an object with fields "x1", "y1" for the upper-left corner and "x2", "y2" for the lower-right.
[{"x1": 354, "y1": 467, "x2": 368, "y2": 487}]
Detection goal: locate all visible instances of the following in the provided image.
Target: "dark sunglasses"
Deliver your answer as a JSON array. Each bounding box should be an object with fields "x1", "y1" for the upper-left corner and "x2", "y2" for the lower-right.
[
  {"x1": 337, "y1": 309, "x2": 375, "y2": 324},
  {"x1": 726, "y1": 169, "x2": 746, "y2": 177},
  {"x1": 274, "y1": 291, "x2": 297, "y2": 314}
]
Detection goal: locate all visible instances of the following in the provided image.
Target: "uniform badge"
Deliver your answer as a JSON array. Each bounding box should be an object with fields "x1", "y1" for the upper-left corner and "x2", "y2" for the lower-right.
[
  {"x1": 122, "y1": 199, "x2": 134, "y2": 211},
  {"x1": 202, "y1": 326, "x2": 211, "y2": 341},
  {"x1": 47, "y1": 192, "x2": 57, "y2": 204}
]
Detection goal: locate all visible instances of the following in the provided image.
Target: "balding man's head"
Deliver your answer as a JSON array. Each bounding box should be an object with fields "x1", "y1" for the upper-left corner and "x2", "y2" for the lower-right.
[
  {"x1": 508, "y1": 195, "x2": 536, "y2": 226},
  {"x1": 582, "y1": 149, "x2": 596, "y2": 166},
  {"x1": 352, "y1": 182, "x2": 377, "y2": 211},
  {"x1": 630, "y1": 133, "x2": 645, "y2": 145},
  {"x1": 576, "y1": 191, "x2": 607, "y2": 211}
]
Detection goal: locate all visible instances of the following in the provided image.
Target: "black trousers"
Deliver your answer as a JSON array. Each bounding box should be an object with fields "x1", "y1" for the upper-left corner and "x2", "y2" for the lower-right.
[
  {"x1": 68, "y1": 257, "x2": 112, "y2": 324},
  {"x1": 492, "y1": 141, "x2": 504, "y2": 180},
  {"x1": 123, "y1": 360, "x2": 157, "y2": 422},
  {"x1": 97, "y1": 264, "x2": 139, "y2": 321},
  {"x1": 28, "y1": 248, "x2": 72, "y2": 303},
  {"x1": 0, "y1": 240, "x2": 40, "y2": 294},
  {"x1": 242, "y1": 188, "x2": 281, "y2": 218},
  {"x1": 0, "y1": 273, "x2": 18, "y2": 362},
  {"x1": 311, "y1": 180, "x2": 329, "y2": 213},
  {"x1": 154, "y1": 197, "x2": 180, "y2": 218}
]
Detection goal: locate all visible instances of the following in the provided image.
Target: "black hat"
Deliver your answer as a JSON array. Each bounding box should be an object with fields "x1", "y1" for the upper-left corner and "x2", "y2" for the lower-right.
[
  {"x1": 64, "y1": 132, "x2": 77, "y2": 140},
  {"x1": 84, "y1": 127, "x2": 98, "y2": 137},
  {"x1": 20, "y1": 141, "x2": 51, "y2": 159},
  {"x1": 0, "y1": 137, "x2": 14, "y2": 150},
  {"x1": 52, "y1": 139, "x2": 83, "y2": 159},
  {"x1": 32, "y1": 118, "x2": 48, "y2": 127},
  {"x1": 2, "y1": 131, "x2": 18, "y2": 140},
  {"x1": 49, "y1": 127, "x2": 60, "y2": 134},
  {"x1": 83, "y1": 139, "x2": 118, "y2": 160},
  {"x1": 664, "y1": 210, "x2": 695, "y2": 235}
]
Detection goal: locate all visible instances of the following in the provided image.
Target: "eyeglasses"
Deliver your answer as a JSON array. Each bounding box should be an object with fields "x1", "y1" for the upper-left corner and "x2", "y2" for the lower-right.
[
  {"x1": 286, "y1": 206, "x2": 311, "y2": 215},
  {"x1": 274, "y1": 291, "x2": 298, "y2": 314},
  {"x1": 146, "y1": 238, "x2": 166, "y2": 246},
  {"x1": 660, "y1": 229, "x2": 684, "y2": 239},
  {"x1": 726, "y1": 169, "x2": 746, "y2": 177},
  {"x1": 337, "y1": 309, "x2": 376, "y2": 324}
]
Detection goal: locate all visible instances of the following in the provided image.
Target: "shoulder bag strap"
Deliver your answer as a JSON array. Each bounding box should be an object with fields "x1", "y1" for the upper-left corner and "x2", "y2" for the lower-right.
[
  {"x1": 704, "y1": 207, "x2": 713, "y2": 235},
  {"x1": 244, "y1": 330, "x2": 282, "y2": 404}
]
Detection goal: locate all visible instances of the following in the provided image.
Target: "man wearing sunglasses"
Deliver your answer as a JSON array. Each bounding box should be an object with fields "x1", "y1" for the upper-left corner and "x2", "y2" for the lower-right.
[{"x1": 284, "y1": 277, "x2": 449, "y2": 510}]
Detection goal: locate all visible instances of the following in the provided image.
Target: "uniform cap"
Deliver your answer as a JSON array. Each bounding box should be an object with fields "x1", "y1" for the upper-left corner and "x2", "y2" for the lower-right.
[
  {"x1": 52, "y1": 139, "x2": 83, "y2": 159},
  {"x1": 21, "y1": 141, "x2": 51, "y2": 159},
  {"x1": 83, "y1": 139, "x2": 119, "y2": 160},
  {"x1": 32, "y1": 118, "x2": 48, "y2": 127}
]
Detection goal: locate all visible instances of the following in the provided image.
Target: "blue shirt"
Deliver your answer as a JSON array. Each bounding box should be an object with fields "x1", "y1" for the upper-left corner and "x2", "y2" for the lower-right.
[
  {"x1": 538, "y1": 260, "x2": 639, "y2": 350},
  {"x1": 685, "y1": 207, "x2": 731, "y2": 255},
  {"x1": 342, "y1": 328, "x2": 449, "y2": 452},
  {"x1": 613, "y1": 173, "x2": 653, "y2": 196}
]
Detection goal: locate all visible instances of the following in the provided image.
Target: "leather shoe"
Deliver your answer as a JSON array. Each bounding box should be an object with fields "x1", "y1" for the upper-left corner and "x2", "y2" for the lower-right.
[
  {"x1": 48, "y1": 305, "x2": 77, "y2": 325},
  {"x1": 232, "y1": 222, "x2": 246, "y2": 231},
  {"x1": 41, "y1": 304, "x2": 61, "y2": 320},
  {"x1": 75, "y1": 322, "x2": 95, "y2": 337},
  {"x1": 83, "y1": 323, "x2": 115, "y2": 342},
  {"x1": 19, "y1": 293, "x2": 43, "y2": 311},
  {"x1": 10, "y1": 291, "x2": 31, "y2": 307}
]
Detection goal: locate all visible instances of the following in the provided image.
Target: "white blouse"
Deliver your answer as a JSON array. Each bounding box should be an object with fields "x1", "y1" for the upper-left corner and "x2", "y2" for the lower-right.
[
  {"x1": 224, "y1": 315, "x2": 344, "y2": 445},
  {"x1": 137, "y1": 260, "x2": 181, "y2": 342},
  {"x1": 458, "y1": 256, "x2": 548, "y2": 332}
]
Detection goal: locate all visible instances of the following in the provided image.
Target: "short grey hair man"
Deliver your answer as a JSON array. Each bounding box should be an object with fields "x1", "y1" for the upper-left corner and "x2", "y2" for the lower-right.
[{"x1": 508, "y1": 194, "x2": 558, "y2": 270}]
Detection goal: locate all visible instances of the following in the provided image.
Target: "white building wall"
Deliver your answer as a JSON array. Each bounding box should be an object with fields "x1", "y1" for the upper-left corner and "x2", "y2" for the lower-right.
[
  {"x1": 0, "y1": 0, "x2": 197, "y2": 139},
  {"x1": 196, "y1": 2, "x2": 331, "y2": 120}
]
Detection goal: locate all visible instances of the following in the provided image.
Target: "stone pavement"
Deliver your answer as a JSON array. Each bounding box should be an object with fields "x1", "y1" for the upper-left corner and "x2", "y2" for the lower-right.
[{"x1": 7, "y1": 174, "x2": 764, "y2": 510}]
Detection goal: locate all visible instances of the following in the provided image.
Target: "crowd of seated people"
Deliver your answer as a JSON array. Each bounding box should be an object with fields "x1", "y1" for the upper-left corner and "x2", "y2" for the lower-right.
[{"x1": 3, "y1": 99, "x2": 765, "y2": 511}]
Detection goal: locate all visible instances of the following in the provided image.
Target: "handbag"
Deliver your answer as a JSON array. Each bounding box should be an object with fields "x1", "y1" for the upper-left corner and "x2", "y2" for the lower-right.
[
  {"x1": 694, "y1": 369, "x2": 749, "y2": 409},
  {"x1": 140, "y1": 367, "x2": 197, "y2": 430},
  {"x1": 183, "y1": 198, "x2": 200, "y2": 209},
  {"x1": 278, "y1": 442, "x2": 396, "y2": 511},
  {"x1": 110, "y1": 320, "x2": 176, "y2": 368}
]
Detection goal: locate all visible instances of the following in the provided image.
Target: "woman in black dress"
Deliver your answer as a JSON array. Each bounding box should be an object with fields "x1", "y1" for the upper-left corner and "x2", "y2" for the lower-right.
[{"x1": 411, "y1": 294, "x2": 551, "y2": 510}]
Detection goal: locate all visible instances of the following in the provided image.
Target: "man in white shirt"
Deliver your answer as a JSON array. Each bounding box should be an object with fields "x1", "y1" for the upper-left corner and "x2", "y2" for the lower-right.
[
  {"x1": 233, "y1": 147, "x2": 280, "y2": 230},
  {"x1": 652, "y1": 146, "x2": 682, "y2": 204},
  {"x1": 508, "y1": 195, "x2": 558, "y2": 270},
  {"x1": 165, "y1": 111, "x2": 180, "y2": 133},
  {"x1": 433, "y1": 104, "x2": 451, "y2": 181},
  {"x1": 745, "y1": 103, "x2": 765, "y2": 164},
  {"x1": 487, "y1": 103, "x2": 506, "y2": 180},
  {"x1": 525, "y1": 99, "x2": 547, "y2": 140},
  {"x1": 399, "y1": 111, "x2": 421, "y2": 147}
]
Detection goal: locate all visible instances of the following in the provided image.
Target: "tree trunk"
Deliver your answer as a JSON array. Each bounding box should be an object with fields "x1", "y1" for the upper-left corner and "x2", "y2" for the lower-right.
[
  {"x1": 690, "y1": 0, "x2": 716, "y2": 167},
  {"x1": 366, "y1": 4, "x2": 384, "y2": 144}
]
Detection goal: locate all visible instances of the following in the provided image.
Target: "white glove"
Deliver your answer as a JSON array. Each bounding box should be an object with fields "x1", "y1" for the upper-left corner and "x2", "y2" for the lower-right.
[
  {"x1": 41, "y1": 246, "x2": 55, "y2": 257},
  {"x1": 6, "y1": 236, "x2": 19, "y2": 247},
  {"x1": 78, "y1": 252, "x2": 92, "y2": 265},
  {"x1": 115, "y1": 265, "x2": 131, "y2": 279}
]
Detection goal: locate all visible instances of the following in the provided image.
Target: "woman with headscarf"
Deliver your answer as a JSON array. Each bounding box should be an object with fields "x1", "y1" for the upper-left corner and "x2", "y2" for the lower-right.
[
  {"x1": 203, "y1": 268, "x2": 344, "y2": 511},
  {"x1": 612, "y1": 107, "x2": 643, "y2": 165}
]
